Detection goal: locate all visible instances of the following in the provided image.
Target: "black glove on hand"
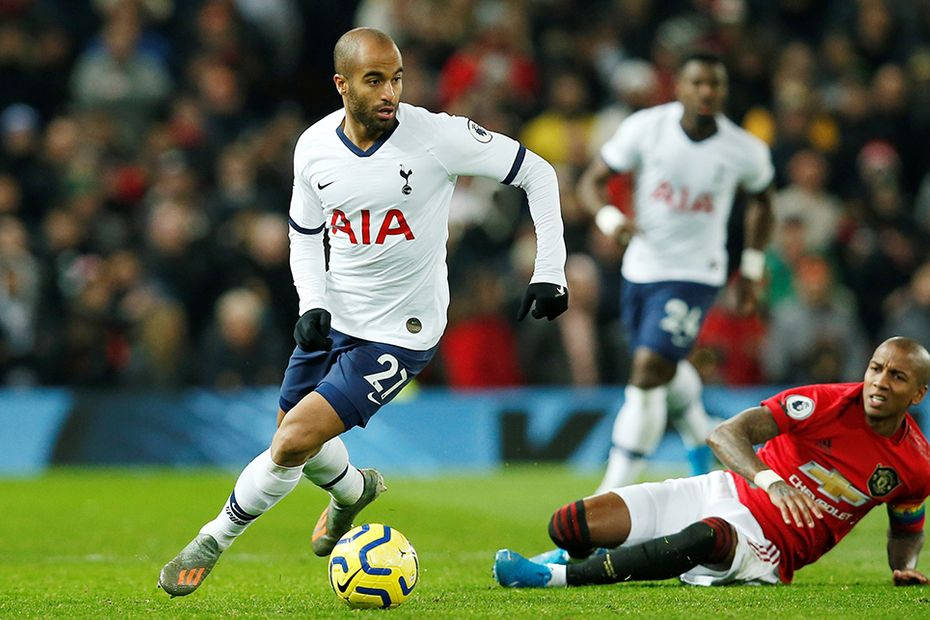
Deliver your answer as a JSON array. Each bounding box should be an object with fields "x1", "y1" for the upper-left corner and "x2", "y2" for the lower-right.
[
  {"x1": 517, "y1": 282, "x2": 569, "y2": 321},
  {"x1": 294, "y1": 308, "x2": 333, "y2": 351}
]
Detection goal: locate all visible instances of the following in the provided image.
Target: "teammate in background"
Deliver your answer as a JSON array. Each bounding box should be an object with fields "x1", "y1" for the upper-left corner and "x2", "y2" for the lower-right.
[
  {"x1": 494, "y1": 337, "x2": 930, "y2": 588},
  {"x1": 158, "y1": 27, "x2": 569, "y2": 597},
  {"x1": 576, "y1": 52, "x2": 774, "y2": 490}
]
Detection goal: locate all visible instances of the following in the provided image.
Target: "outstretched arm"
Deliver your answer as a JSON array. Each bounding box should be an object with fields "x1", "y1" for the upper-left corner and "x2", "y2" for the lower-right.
[
  {"x1": 707, "y1": 406, "x2": 824, "y2": 528},
  {"x1": 888, "y1": 502, "x2": 928, "y2": 585},
  {"x1": 734, "y1": 188, "x2": 774, "y2": 314},
  {"x1": 508, "y1": 147, "x2": 568, "y2": 321},
  {"x1": 576, "y1": 157, "x2": 635, "y2": 244},
  {"x1": 576, "y1": 156, "x2": 613, "y2": 215}
]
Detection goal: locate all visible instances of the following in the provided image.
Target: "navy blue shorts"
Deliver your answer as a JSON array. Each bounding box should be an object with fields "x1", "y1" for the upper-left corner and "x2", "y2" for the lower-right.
[
  {"x1": 621, "y1": 279, "x2": 719, "y2": 361},
  {"x1": 279, "y1": 329, "x2": 437, "y2": 430}
]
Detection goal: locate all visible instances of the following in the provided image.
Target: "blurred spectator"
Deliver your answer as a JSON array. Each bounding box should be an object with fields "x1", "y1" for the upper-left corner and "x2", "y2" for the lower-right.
[
  {"x1": 838, "y1": 141, "x2": 922, "y2": 339},
  {"x1": 0, "y1": 215, "x2": 40, "y2": 383},
  {"x1": 772, "y1": 149, "x2": 843, "y2": 253},
  {"x1": 220, "y1": 211, "x2": 297, "y2": 338},
  {"x1": 144, "y1": 198, "x2": 217, "y2": 335},
  {"x1": 557, "y1": 253, "x2": 601, "y2": 386},
  {"x1": 198, "y1": 287, "x2": 286, "y2": 388},
  {"x1": 764, "y1": 215, "x2": 808, "y2": 309},
  {"x1": 234, "y1": 0, "x2": 303, "y2": 74},
  {"x1": 0, "y1": 103, "x2": 52, "y2": 223},
  {"x1": 589, "y1": 59, "x2": 659, "y2": 151},
  {"x1": 692, "y1": 277, "x2": 767, "y2": 386},
  {"x1": 442, "y1": 268, "x2": 522, "y2": 388},
  {"x1": 437, "y1": 1, "x2": 538, "y2": 113},
  {"x1": 520, "y1": 70, "x2": 595, "y2": 168},
  {"x1": 763, "y1": 255, "x2": 869, "y2": 384},
  {"x1": 70, "y1": 7, "x2": 172, "y2": 147},
  {"x1": 880, "y1": 261, "x2": 930, "y2": 346},
  {"x1": 206, "y1": 142, "x2": 277, "y2": 219},
  {"x1": 518, "y1": 251, "x2": 625, "y2": 386}
]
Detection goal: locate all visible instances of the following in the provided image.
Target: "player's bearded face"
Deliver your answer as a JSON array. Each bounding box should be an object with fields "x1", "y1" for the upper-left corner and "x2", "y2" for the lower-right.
[
  {"x1": 862, "y1": 344, "x2": 928, "y2": 418},
  {"x1": 344, "y1": 49, "x2": 403, "y2": 136}
]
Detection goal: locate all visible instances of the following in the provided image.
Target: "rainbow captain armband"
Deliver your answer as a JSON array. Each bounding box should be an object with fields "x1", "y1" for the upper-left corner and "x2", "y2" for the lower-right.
[{"x1": 888, "y1": 501, "x2": 926, "y2": 535}]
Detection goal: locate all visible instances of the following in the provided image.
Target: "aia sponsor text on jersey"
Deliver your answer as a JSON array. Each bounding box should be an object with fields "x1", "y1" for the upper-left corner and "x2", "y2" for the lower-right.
[
  {"x1": 651, "y1": 180, "x2": 714, "y2": 213},
  {"x1": 330, "y1": 209, "x2": 415, "y2": 245}
]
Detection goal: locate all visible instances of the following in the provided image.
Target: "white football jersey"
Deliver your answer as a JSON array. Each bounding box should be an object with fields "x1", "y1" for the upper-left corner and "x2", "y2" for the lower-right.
[
  {"x1": 289, "y1": 103, "x2": 564, "y2": 350},
  {"x1": 601, "y1": 102, "x2": 774, "y2": 286}
]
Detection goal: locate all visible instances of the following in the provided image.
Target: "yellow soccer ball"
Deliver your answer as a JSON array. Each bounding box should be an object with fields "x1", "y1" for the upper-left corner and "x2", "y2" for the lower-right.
[{"x1": 328, "y1": 523, "x2": 419, "y2": 609}]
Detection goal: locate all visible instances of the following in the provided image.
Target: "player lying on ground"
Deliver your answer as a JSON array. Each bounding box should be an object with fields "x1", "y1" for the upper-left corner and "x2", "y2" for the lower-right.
[
  {"x1": 157, "y1": 27, "x2": 568, "y2": 597},
  {"x1": 494, "y1": 337, "x2": 930, "y2": 587}
]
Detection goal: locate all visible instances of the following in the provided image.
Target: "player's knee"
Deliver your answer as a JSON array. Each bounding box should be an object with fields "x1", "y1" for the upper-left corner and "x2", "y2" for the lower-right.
[
  {"x1": 548, "y1": 500, "x2": 593, "y2": 559},
  {"x1": 270, "y1": 424, "x2": 324, "y2": 467},
  {"x1": 696, "y1": 517, "x2": 737, "y2": 566},
  {"x1": 630, "y1": 350, "x2": 676, "y2": 388}
]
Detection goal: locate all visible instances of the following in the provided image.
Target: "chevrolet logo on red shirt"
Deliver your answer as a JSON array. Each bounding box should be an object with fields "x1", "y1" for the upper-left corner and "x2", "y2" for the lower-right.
[{"x1": 799, "y1": 461, "x2": 870, "y2": 507}]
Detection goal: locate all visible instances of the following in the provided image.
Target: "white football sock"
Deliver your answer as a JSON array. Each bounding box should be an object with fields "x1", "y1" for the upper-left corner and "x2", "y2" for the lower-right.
[
  {"x1": 302, "y1": 437, "x2": 364, "y2": 505},
  {"x1": 200, "y1": 449, "x2": 302, "y2": 550},
  {"x1": 666, "y1": 360, "x2": 711, "y2": 448},
  {"x1": 597, "y1": 384, "x2": 668, "y2": 493},
  {"x1": 547, "y1": 563, "x2": 567, "y2": 587}
]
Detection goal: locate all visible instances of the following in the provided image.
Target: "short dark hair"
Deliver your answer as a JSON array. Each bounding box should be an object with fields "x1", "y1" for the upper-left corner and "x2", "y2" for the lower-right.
[
  {"x1": 880, "y1": 337, "x2": 930, "y2": 386},
  {"x1": 678, "y1": 51, "x2": 725, "y2": 72}
]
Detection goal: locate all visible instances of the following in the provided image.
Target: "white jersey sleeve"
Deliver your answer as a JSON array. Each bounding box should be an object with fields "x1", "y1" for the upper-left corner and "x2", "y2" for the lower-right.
[
  {"x1": 426, "y1": 113, "x2": 523, "y2": 180},
  {"x1": 599, "y1": 108, "x2": 651, "y2": 172},
  {"x1": 738, "y1": 136, "x2": 775, "y2": 193},
  {"x1": 508, "y1": 148, "x2": 567, "y2": 286},
  {"x1": 423, "y1": 110, "x2": 566, "y2": 286},
  {"x1": 288, "y1": 132, "x2": 328, "y2": 314}
]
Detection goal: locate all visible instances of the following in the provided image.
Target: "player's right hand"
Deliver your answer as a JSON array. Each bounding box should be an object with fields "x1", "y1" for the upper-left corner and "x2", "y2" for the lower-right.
[
  {"x1": 594, "y1": 205, "x2": 636, "y2": 246},
  {"x1": 294, "y1": 308, "x2": 333, "y2": 352},
  {"x1": 766, "y1": 480, "x2": 824, "y2": 528}
]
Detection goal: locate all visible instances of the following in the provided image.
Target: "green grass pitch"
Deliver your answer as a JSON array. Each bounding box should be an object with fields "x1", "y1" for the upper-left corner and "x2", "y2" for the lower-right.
[{"x1": 3, "y1": 466, "x2": 930, "y2": 618}]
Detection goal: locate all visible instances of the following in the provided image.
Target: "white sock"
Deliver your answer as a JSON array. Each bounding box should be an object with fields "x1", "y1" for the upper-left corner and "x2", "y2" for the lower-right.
[
  {"x1": 548, "y1": 563, "x2": 567, "y2": 587},
  {"x1": 597, "y1": 384, "x2": 668, "y2": 493},
  {"x1": 200, "y1": 449, "x2": 303, "y2": 550},
  {"x1": 667, "y1": 361, "x2": 710, "y2": 447},
  {"x1": 302, "y1": 437, "x2": 364, "y2": 505}
]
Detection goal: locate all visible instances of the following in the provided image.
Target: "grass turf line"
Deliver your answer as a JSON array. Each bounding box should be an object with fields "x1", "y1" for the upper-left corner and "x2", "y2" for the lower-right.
[{"x1": 2, "y1": 466, "x2": 930, "y2": 618}]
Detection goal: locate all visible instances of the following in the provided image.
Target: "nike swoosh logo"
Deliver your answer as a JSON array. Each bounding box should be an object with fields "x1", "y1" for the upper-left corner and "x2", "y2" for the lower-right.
[
  {"x1": 337, "y1": 568, "x2": 361, "y2": 593},
  {"x1": 367, "y1": 391, "x2": 380, "y2": 405},
  {"x1": 317, "y1": 180, "x2": 334, "y2": 190},
  {"x1": 555, "y1": 286, "x2": 566, "y2": 296}
]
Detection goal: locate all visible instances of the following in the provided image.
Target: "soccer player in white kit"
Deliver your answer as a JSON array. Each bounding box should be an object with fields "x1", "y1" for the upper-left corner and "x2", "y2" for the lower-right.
[
  {"x1": 577, "y1": 52, "x2": 774, "y2": 491},
  {"x1": 158, "y1": 27, "x2": 568, "y2": 597}
]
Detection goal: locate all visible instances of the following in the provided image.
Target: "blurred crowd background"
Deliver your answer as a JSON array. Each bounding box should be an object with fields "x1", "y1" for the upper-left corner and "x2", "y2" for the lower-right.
[{"x1": 2, "y1": 0, "x2": 930, "y2": 390}]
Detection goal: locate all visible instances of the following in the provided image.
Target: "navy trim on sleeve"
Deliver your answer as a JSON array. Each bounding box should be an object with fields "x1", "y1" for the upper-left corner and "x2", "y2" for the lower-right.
[
  {"x1": 502, "y1": 144, "x2": 526, "y2": 185},
  {"x1": 289, "y1": 216, "x2": 325, "y2": 235}
]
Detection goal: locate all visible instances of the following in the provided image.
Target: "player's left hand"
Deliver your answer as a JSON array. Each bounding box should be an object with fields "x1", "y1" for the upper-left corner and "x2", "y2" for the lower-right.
[
  {"x1": 294, "y1": 308, "x2": 333, "y2": 352},
  {"x1": 517, "y1": 283, "x2": 569, "y2": 321},
  {"x1": 734, "y1": 276, "x2": 761, "y2": 316},
  {"x1": 893, "y1": 569, "x2": 929, "y2": 586}
]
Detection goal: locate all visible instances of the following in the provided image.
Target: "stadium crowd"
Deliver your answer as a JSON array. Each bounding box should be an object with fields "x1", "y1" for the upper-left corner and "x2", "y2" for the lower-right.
[{"x1": 2, "y1": 0, "x2": 930, "y2": 390}]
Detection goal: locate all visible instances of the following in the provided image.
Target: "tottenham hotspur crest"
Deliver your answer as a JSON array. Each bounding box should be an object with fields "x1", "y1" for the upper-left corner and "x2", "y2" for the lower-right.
[{"x1": 399, "y1": 164, "x2": 413, "y2": 195}]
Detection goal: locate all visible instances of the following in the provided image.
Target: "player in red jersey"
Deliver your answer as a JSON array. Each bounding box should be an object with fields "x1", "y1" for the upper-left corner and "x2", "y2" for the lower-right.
[{"x1": 494, "y1": 337, "x2": 930, "y2": 587}]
